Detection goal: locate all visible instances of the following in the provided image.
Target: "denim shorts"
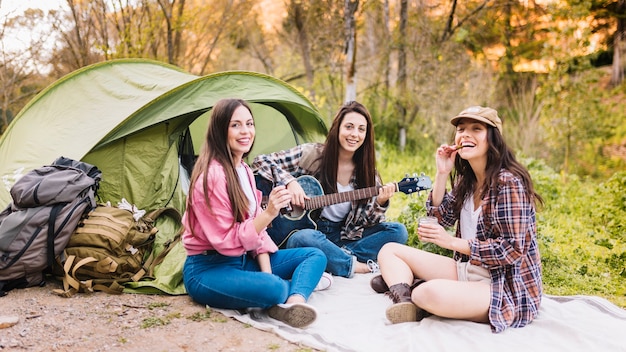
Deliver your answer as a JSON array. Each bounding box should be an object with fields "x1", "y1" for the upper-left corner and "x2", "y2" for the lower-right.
[{"x1": 456, "y1": 261, "x2": 490, "y2": 283}]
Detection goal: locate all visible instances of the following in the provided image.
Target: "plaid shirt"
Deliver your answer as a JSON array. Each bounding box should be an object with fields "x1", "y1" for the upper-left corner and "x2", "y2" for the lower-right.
[
  {"x1": 251, "y1": 143, "x2": 388, "y2": 240},
  {"x1": 427, "y1": 169, "x2": 542, "y2": 333}
]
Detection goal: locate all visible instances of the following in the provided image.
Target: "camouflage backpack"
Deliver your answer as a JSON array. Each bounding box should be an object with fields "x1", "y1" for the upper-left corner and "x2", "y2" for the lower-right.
[{"x1": 53, "y1": 203, "x2": 181, "y2": 296}]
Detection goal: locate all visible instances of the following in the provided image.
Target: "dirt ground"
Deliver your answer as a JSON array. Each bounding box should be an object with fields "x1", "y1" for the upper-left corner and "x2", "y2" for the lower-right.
[{"x1": 0, "y1": 279, "x2": 317, "y2": 352}]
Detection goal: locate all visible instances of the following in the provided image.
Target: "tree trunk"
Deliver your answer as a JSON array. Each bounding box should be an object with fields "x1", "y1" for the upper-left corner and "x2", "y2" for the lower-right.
[
  {"x1": 291, "y1": 1, "x2": 315, "y2": 92},
  {"x1": 344, "y1": 0, "x2": 359, "y2": 102},
  {"x1": 397, "y1": 0, "x2": 408, "y2": 152},
  {"x1": 399, "y1": 127, "x2": 406, "y2": 153},
  {"x1": 610, "y1": 0, "x2": 625, "y2": 86},
  {"x1": 381, "y1": 0, "x2": 391, "y2": 113},
  {"x1": 173, "y1": 0, "x2": 186, "y2": 65},
  {"x1": 441, "y1": 0, "x2": 458, "y2": 42},
  {"x1": 66, "y1": 0, "x2": 88, "y2": 67},
  {"x1": 156, "y1": 0, "x2": 174, "y2": 64},
  {"x1": 502, "y1": 0, "x2": 515, "y2": 75}
]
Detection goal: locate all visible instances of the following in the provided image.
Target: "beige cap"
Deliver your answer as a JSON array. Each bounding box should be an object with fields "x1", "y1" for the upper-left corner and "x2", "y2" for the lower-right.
[{"x1": 450, "y1": 106, "x2": 502, "y2": 133}]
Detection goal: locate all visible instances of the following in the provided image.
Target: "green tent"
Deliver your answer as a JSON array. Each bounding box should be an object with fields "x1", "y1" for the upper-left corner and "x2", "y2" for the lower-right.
[{"x1": 0, "y1": 58, "x2": 327, "y2": 294}]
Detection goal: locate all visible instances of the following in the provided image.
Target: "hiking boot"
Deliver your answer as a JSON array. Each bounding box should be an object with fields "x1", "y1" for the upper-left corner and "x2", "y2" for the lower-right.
[
  {"x1": 410, "y1": 278, "x2": 426, "y2": 290},
  {"x1": 370, "y1": 275, "x2": 425, "y2": 294},
  {"x1": 384, "y1": 283, "x2": 430, "y2": 324},
  {"x1": 386, "y1": 301, "x2": 418, "y2": 324},
  {"x1": 386, "y1": 283, "x2": 413, "y2": 304},
  {"x1": 384, "y1": 283, "x2": 418, "y2": 324},
  {"x1": 370, "y1": 275, "x2": 389, "y2": 294},
  {"x1": 267, "y1": 303, "x2": 317, "y2": 328}
]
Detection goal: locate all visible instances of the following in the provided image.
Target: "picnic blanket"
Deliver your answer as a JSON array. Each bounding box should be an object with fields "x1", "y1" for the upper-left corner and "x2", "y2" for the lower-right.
[{"x1": 217, "y1": 273, "x2": 626, "y2": 352}]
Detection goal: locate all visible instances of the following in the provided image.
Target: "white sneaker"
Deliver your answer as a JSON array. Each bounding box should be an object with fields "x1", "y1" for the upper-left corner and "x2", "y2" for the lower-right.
[
  {"x1": 267, "y1": 302, "x2": 317, "y2": 328},
  {"x1": 367, "y1": 260, "x2": 380, "y2": 274},
  {"x1": 314, "y1": 272, "x2": 333, "y2": 291}
]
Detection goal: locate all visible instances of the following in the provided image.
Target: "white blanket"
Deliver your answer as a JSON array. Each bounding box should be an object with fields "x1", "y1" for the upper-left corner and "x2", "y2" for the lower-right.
[{"x1": 217, "y1": 274, "x2": 626, "y2": 352}]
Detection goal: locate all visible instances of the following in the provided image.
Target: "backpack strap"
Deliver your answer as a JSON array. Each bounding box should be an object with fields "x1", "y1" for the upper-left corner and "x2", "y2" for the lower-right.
[
  {"x1": 141, "y1": 207, "x2": 183, "y2": 278},
  {"x1": 46, "y1": 203, "x2": 64, "y2": 268},
  {"x1": 144, "y1": 207, "x2": 182, "y2": 225},
  {"x1": 52, "y1": 255, "x2": 97, "y2": 297},
  {"x1": 53, "y1": 254, "x2": 127, "y2": 297},
  {"x1": 144, "y1": 232, "x2": 182, "y2": 278}
]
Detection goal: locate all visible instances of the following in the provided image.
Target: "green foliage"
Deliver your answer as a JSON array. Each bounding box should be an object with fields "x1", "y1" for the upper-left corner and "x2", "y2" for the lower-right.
[
  {"x1": 378, "y1": 146, "x2": 451, "y2": 256},
  {"x1": 590, "y1": 171, "x2": 626, "y2": 241},
  {"x1": 187, "y1": 309, "x2": 213, "y2": 322},
  {"x1": 519, "y1": 165, "x2": 625, "y2": 306},
  {"x1": 396, "y1": 195, "x2": 454, "y2": 258},
  {"x1": 141, "y1": 317, "x2": 170, "y2": 329},
  {"x1": 147, "y1": 302, "x2": 170, "y2": 310}
]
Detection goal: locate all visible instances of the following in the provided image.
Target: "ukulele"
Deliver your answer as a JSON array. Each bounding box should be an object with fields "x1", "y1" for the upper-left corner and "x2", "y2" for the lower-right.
[{"x1": 256, "y1": 173, "x2": 432, "y2": 248}]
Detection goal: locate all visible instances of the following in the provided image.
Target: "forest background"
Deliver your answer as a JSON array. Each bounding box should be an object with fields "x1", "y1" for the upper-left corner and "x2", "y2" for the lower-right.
[{"x1": 0, "y1": 0, "x2": 624, "y2": 308}]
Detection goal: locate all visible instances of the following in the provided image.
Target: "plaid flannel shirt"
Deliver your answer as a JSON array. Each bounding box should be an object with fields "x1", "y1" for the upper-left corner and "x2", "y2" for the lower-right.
[
  {"x1": 427, "y1": 169, "x2": 542, "y2": 333},
  {"x1": 251, "y1": 143, "x2": 388, "y2": 240}
]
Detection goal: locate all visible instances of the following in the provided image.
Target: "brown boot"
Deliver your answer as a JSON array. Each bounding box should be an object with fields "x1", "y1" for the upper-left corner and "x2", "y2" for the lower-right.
[
  {"x1": 385, "y1": 283, "x2": 430, "y2": 324},
  {"x1": 385, "y1": 283, "x2": 417, "y2": 324},
  {"x1": 370, "y1": 275, "x2": 425, "y2": 294},
  {"x1": 370, "y1": 275, "x2": 389, "y2": 294}
]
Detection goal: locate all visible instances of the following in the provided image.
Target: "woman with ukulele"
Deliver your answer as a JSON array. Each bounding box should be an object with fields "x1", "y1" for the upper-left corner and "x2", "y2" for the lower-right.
[{"x1": 252, "y1": 101, "x2": 408, "y2": 278}]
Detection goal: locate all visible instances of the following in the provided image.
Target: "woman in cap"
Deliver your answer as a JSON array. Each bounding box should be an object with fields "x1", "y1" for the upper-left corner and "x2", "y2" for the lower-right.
[{"x1": 375, "y1": 106, "x2": 543, "y2": 333}]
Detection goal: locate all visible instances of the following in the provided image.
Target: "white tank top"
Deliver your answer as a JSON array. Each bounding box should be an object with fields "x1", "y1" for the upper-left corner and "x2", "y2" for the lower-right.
[
  {"x1": 236, "y1": 165, "x2": 256, "y2": 216},
  {"x1": 320, "y1": 183, "x2": 353, "y2": 222},
  {"x1": 460, "y1": 196, "x2": 481, "y2": 240}
]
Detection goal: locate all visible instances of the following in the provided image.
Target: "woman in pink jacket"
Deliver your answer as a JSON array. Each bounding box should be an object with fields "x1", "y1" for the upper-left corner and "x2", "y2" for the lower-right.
[{"x1": 182, "y1": 99, "x2": 327, "y2": 329}]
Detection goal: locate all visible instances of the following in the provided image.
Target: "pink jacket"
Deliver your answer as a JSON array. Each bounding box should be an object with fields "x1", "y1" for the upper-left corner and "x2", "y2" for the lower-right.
[{"x1": 182, "y1": 160, "x2": 279, "y2": 256}]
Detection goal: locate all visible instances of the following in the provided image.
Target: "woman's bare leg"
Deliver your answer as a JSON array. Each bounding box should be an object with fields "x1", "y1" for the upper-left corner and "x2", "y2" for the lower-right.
[
  {"x1": 412, "y1": 280, "x2": 490, "y2": 323},
  {"x1": 378, "y1": 243, "x2": 490, "y2": 323},
  {"x1": 378, "y1": 243, "x2": 457, "y2": 286}
]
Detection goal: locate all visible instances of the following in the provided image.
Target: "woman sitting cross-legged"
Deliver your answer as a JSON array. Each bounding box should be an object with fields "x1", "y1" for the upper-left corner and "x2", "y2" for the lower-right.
[{"x1": 376, "y1": 106, "x2": 543, "y2": 333}]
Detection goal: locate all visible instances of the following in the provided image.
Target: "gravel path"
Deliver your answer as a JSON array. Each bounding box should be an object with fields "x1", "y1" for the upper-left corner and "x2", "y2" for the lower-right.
[{"x1": 0, "y1": 280, "x2": 314, "y2": 351}]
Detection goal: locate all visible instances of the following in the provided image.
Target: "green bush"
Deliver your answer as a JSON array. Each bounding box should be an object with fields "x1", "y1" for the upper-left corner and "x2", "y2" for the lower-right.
[{"x1": 536, "y1": 169, "x2": 625, "y2": 306}]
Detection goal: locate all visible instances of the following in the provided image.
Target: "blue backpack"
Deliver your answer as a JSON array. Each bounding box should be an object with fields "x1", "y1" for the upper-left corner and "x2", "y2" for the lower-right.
[{"x1": 0, "y1": 157, "x2": 101, "y2": 296}]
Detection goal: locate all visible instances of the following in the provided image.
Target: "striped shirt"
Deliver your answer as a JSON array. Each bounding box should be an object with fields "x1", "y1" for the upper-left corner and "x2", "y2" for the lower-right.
[
  {"x1": 427, "y1": 169, "x2": 542, "y2": 333},
  {"x1": 251, "y1": 143, "x2": 388, "y2": 240}
]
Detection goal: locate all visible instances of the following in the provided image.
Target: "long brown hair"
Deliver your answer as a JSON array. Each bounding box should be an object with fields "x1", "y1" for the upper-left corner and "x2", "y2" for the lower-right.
[
  {"x1": 186, "y1": 99, "x2": 255, "y2": 234},
  {"x1": 317, "y1": 101, "x2": 377, "y2": 202},
  {"x1": 451, "y1": 124, "x2": 543, "y2": 214}
]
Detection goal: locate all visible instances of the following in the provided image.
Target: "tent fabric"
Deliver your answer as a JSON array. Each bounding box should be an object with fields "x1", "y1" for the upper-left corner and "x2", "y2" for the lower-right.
[
  {"x1": 0, "y1": 59, "x2": 327, "y2": 209},
  {"x1": 0, "y1": 59, "x2": 328, "y2": 295},
  {"x1": 0, "y1": 59, "x2": 196, "y2": 208}
]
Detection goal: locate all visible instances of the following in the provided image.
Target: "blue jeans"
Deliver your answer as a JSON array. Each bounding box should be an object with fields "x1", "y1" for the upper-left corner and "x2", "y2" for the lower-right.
[
  {"x1": 286, "y1": 220, "x2": 408, "y2": 278},
  {"x1": 183, "y1": 247, "x2": 326, "y2": 310}
]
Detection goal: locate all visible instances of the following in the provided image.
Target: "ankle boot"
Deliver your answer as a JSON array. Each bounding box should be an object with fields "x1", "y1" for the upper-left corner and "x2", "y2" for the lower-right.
[
  {"x1": 370, "y1": 275, "x2": 425, "y2": 294},
  {"x1": 385, "y1": 283, "x2": 431, "y2": 324},
  {"x1": 370, "y1": 275, "x2": 389, "y2": 294},
  {"x1": 385, "y1": 283, "x2": 416, "y2": 324}
]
